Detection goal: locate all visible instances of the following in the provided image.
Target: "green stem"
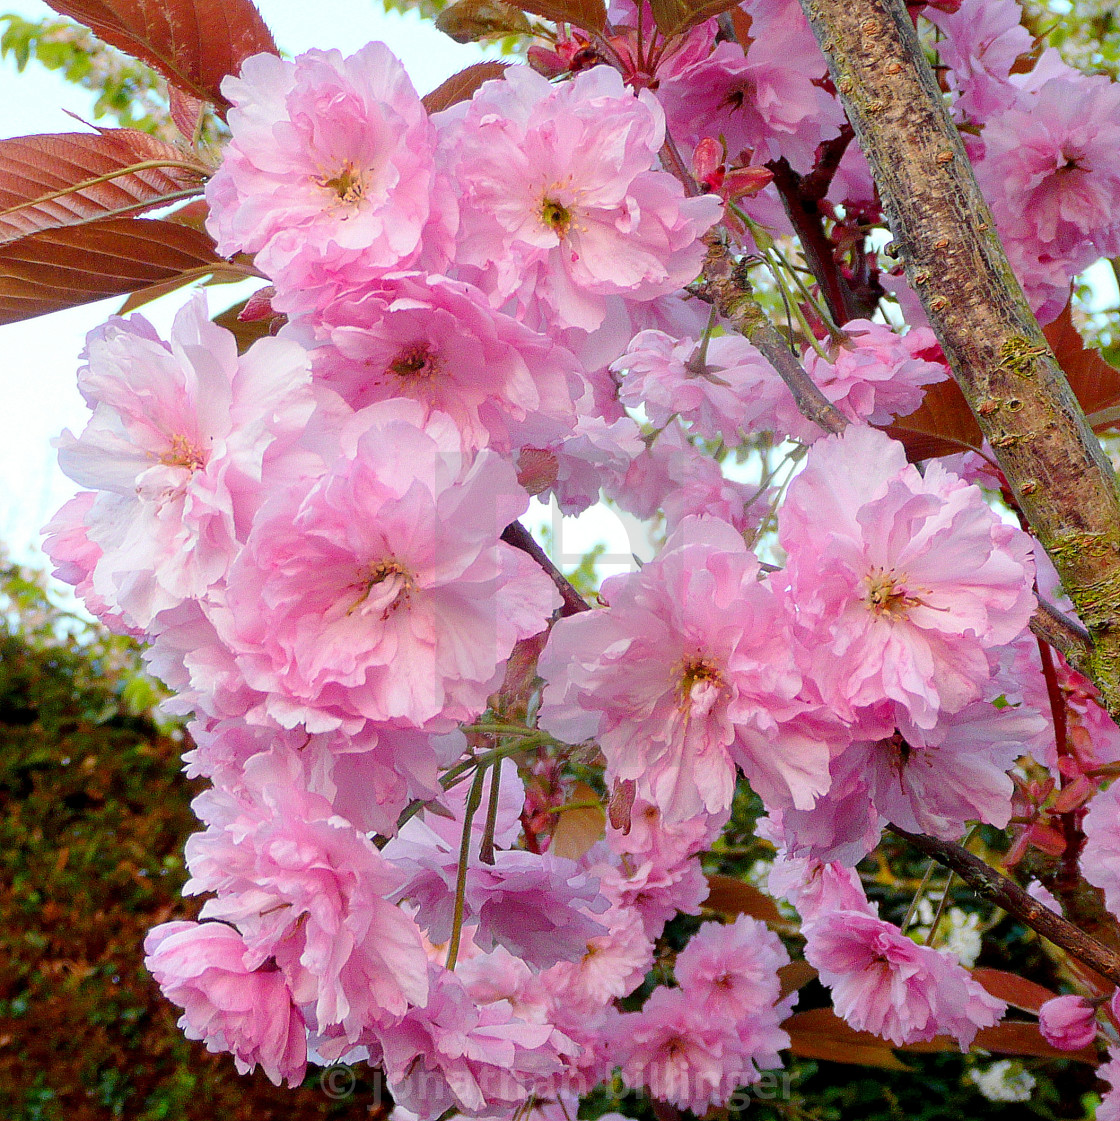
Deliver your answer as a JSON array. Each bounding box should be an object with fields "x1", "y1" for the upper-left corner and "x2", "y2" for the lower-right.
[
  {"x1": 445, "y1": 763, "x2": 488, "y2": 970},
  {"x1": 478, "y1": 761, "x2": 503, "y2": 866}
]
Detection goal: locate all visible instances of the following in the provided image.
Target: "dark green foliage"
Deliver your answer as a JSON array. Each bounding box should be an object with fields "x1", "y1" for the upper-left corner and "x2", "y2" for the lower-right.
[{"x1": 0, "y1": 561, "x2": 370, "y2": 1119}]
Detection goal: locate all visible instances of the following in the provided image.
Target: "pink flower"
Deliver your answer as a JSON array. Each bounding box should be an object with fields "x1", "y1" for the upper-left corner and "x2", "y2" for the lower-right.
[
  {"x1": 182, "y1": 718, "x2": 464, "y2": 837},
  {"x1": 541, "y1": 904, "x2": 653, "y2": 1012},
  {"x1": 777, "y1": 699, "x2": 1046, "y2": 862},
  {"x1": 1038, "y1": 995, "x2": 1098, "y2": 1051},
  {"x1": 375, "y1": 965, "x2": 573, "y2": 1118},
  {"x1": 795, "y1": 321, "x2": 948, "y2": 433},
  {"x1": 52, "y1": 295, "x2": 312, "y2": 630},
  {"x1": 924, "y1": 0, "x2": 1040, "y2": 122},
  {"x1": 613, "y1": 985, "x2": 789, "y2": 1113},
  {"x1": 1099, "y1": 1046, "x2": 1120, "y2": 1121},
  {"x1": 778, "y1": 426, "x2": 1036, "y2": 728},
  {"x1": 440, "y1": 64, "x2": 721, "y2": 332},
  {"x1": 184, "y1": 746, "x2": 430, "y2": 1044},
  {"x1": 144, "y1": 921, "x2": 307, "y2": 1086},
  {"x1": 383, "y1": 762, "x2": 608, "y2": 968},
  {"x1": 218, "y1": 400, "x2": 560, "y2": 732},
  {"x1": 41, "y1": 492, "x2": 140, "y2": 636},
  {"x1": 976, "y1": 74, "x2": 1120, "y2": 275},
  {"x1": 767, "y1": 854, "x2": 873, "y2": 922},
  {"x1": 612, "y1": 329, "x2": 785, "y2": 442},
  {"x1": 605, "y1": 420, "x2": 771, "y2": 536},
  {"x1": 675, "y1": 915, "x2": 789, "y2": 1025},
  {"x1": 310, "y1": 273, "x2": 582, "y2": 453},
  {"x1": 207, "y1": 44, "x2": 451, "y2": 301},
  {"x1": 539, "y1": 515, "x2": 826, "y2": 822},
  {"x1": 658, "y1": 0, "x2": 845, "y2": 171},
  {"x1": 805, "y1": 910, "x2": 1005, "y2": 1048},
  {"x1": 1081, "y1": 780, "x2": 1120, "y2": 918}
]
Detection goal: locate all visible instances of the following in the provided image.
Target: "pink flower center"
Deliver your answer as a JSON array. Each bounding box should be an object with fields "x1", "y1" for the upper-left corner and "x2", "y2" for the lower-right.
[
  {"x1": 540, "y1": 196, "x2": 573, "y2": 237},
  {"x1": 388, "y1": 342, "x2": 440, "y2": 380},
  {"x1": 351, "y1": 559, "x2": 414, "y2": 618},
  {"x1": 158, "y1": 433, "x2": 206, "y2": 471},
  {"x1": 677, "y1": 655, "x2": 725, "y2": 715},
  {"x1": 316, "y1": 160, "x2": 367, "y2": 206},
  {"x1": 863, "y1": 567, "x2": 923, "y2": 620}
]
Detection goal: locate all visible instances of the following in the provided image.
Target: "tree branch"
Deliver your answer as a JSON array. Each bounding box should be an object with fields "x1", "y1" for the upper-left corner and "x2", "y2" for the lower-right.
[
  {"x1": 888, "y1": 825, "x2": 1120, "y2": 986},
  {"x1": 699, "y1": 238, "x2": 849, "y2": 436},
  {"x1": 501, "y1": 520, "x2": 589, "y2": 617},
  {"x1": 767, "y1": 154, "x2": 860, "y2": 325},
  {"x1": 1030, "y1": 598, "x2": 1093, "y2": 674},
  {"x1": 799, "y1": 0, "x2": 1120, "y2": 719}
]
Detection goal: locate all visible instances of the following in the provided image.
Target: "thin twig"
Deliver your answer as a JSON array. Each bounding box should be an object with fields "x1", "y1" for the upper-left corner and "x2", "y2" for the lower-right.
[
  {"x1": 888, "y1": 824, "x2": 1120, "y2": 986},
  {"x1": 501, "y1": 520, "x2": 590, "y2": 617},
  {"x1": 1030, "y1": 598, "x2": 1093, "y2": 673}
]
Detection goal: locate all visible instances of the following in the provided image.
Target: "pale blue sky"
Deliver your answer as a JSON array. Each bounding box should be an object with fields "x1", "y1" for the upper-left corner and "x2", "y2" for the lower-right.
[{"x1": 0, "y1": 0, "x2": 496, "y2": 561}]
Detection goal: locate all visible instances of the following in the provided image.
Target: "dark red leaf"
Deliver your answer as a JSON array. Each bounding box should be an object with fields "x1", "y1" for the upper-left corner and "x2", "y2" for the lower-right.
[
  {"x1": 784, "y1": 1008, "x2": 910, "y2": 1070},
  {"x1": 648, "y1": 0, "x2": 743, "y2": 38},
  {"x1": 704, "y1": 874, "x2": 786, "y2": 926},
  {"x1": 435, "y1": 0, "x2": 532, "y2": 43},
  {"x1": 44, "y1": 0, "x2": 278, "y2": 109},
  {"x1": 900, "y1": 1021, "x2": 1099, "y2": 1064},
  {"x1": 884, "y1": 377, "x2": 984, "y2": 461},
  {"x1": 0, "y1": 217, "x2": 232, "y2": 325},
  {"x1": 515, "y1": 0, "x2": 606, "y2": 32},
  {"x1": 211, "y1": 295, "x2": 285, "y2": 353},
  {"x1": 971, "y1": 967, "x2": 1057, "y2": 1015},
  {"x1": 422, "y1": 61, "x2": 510, "y2": 114},
  {"x1": 0, "y1": 131, "x2": 206, "y2": 247},
  {"x1": 1042, "y1": 299, "x2": 1120, "y2": 428}
]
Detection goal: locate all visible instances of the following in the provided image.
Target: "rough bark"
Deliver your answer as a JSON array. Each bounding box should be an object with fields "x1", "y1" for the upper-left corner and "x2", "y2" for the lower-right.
[{"x1": 798, "y1": 0, "x2": 1120, "y2": 718}]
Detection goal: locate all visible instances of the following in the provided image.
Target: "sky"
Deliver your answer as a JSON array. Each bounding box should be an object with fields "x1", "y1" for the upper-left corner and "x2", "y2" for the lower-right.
[{"x1": 0, "y1": 0, "x2": 643, "y2": 581}]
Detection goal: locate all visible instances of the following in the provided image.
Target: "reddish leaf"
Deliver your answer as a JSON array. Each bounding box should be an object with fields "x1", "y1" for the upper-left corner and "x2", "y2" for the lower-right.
[
  {"x1": 515, "y1": 0, "x2": 606, "y2": 32},
  {"x1": 0, "y1": 217, "x2": 232, "y2": 325},
  {"x1": 704, "y1": 874, "x2": 786, "y2": 926},
  {"x1": 648, "y1": 0, "x2": 743, "y2": 38},
  {"x1": 169, "y1": 86, "x2": 206, "y2": 141},
  {"x1": 211, "y1": 296, "x2": 284, "y2": 352},
  {"x1": 550, "y1": 782, "x2": 605, "y2": 860},
  {"x1": 884, "y1": 377, "x2": 984, "y2": 461},
  {"x1": 778, "y1": 960, "x2": 818, "y2": 1001},
  {"x1": 0, "y1": 131, "x2": 207, "y2": 247},
  {"x1": 971, "y1": 967, "x2": 1057, "y2": 1015},
  {"x1": 900, "y1": 1021, "x2": 1099, "y2": 1064},
  {"x1": 422, "y1": 61, "x2": 509, "y2": 114},
  {"x1": 1043, "y1": 300, "x2": 1120, "y2": 428},
  {"x1": 435, "y1": 0, "x2": 532, "y2": 43},
  {"x1": 44, "y1": 0, "x2": 278, "y2": 109},
  {"x1": 784, "y1": 1008, "x2": 910, "y2": 1070}
]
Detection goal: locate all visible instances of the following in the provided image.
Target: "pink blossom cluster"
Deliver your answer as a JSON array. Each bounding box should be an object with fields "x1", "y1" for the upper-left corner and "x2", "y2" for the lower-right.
[{"x1": 38, "y1": 6, "x2": 1120, "y2": 1114}]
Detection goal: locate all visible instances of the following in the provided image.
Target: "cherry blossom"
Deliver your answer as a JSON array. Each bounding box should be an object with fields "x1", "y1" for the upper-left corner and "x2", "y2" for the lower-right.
[
  {"x1": 144, "y1": 921, "x2": 307, "y2": 1086},
  {"x1": 439, "y1": 64, "x2": 722, "y2": 332}
]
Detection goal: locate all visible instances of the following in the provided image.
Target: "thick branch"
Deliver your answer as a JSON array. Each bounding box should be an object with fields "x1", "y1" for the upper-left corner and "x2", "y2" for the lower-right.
[
  {"x1": 799, "y1": 0, "x2": 1120, "y2": 718},
  {"x1": 888, "y1": 825, "x2": 1120, "y2": 986},
  {"x1": 700, "y1": 239, "x2": 849, "y2": 435},
  {"x1": 767, "y1": 154, "x2": 859, "y2": 325},
  {"x1": 501, "y1": 520, "x2": 589, "y2": 617}
]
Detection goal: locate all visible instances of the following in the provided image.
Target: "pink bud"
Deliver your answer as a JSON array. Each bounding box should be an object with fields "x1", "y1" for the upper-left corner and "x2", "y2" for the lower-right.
[
  {"x1": 1039, "y1": 995, "x2": 1098, "y2": 1050},
  {"x1": 691, "y1": 138, "x2": 724, "y2": 190},
  {"x1": 722, "y1": 165, "x2": 776, "y2": 200}
]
